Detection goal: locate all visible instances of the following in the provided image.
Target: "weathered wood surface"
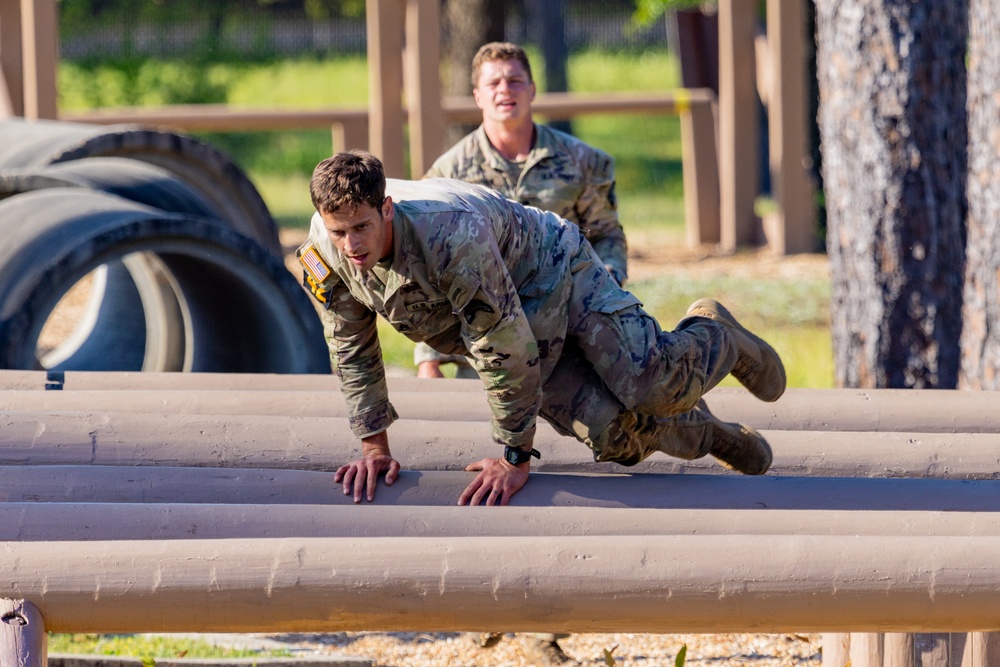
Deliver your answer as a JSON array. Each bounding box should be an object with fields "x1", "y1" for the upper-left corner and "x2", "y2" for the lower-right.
[
  {"x1": 3, "y1": 466, "x2": 1000, "y2": 510},
  {"x1": 6, "y1": 534, "x2": 1000, "y2": 634},
  {"x1": 3, "y1": 372, "x2": 999, "y2": 434},
  {"x1": 0, "y1": 409, "x2": 998, "y2": 478},
  {"x1": 5, "y1": 503, "x2": 1000, "y2": 541}
]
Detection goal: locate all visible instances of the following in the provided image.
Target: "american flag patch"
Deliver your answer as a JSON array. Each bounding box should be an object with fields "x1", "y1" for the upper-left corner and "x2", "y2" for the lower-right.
[{"x1": 299, "y1": 245, "x2": 331, "y2": 283}]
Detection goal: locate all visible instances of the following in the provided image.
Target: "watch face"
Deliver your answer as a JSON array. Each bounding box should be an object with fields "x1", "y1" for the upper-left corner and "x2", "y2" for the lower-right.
[{"x1": 504, "y1": 448, "x2": 519, "y2": 465}]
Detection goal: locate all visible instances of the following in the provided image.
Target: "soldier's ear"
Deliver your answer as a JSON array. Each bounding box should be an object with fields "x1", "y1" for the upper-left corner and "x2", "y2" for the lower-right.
[{"x1": 381, "y1": 196, "x2": 394, "y2": 221}]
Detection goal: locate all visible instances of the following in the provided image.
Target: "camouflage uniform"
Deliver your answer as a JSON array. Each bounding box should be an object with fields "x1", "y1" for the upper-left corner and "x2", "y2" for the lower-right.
[
  {"x1": 417, "y1": 123, "x2": 627, "y2": 371},
  {"x1": 298, "y1": 178, "x2": 738, "y2": 466}
]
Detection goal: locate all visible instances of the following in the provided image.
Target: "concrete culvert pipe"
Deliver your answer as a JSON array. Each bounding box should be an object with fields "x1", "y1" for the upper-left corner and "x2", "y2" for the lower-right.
[
  {"x1": 0, "y1": 188, "x2": 330, "y2": 374},
  {"x1": 0, "y1": 118, "x2": 281, "y2": 255}
]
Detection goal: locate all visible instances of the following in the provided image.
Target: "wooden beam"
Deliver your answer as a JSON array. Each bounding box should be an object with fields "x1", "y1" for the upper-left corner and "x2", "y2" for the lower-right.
[
  {"x1": 7, "y1": 534, "x2": 1000, "y2": 633},
  {"x1": 3, "y1": 466, "x2": 1000, "y2": 510},
  {"x1": 2, "y1": 406, "x2": 1000, "y2": 478},
  {"x1": 718, "y1": 0, "x2": 759, "y2": 250},
  {"x1": 18, "y1": 0, "x2": 56, "y2": 119},
  {"x1": 402, "y1": 0, "x2": 442, "y2": 176},
  {"x1": 0, "y1": 0, "x2": 23, "y2": 116},
  {"x1": 365, "y1": 0, "x2": 405, "y2": 177},
  {"x1": 5, "y1": 503, "x2": 1000, "y2": 541},
  {"x1": 764, "y1": 0, "x2": 816, "y2": 254},
  {"x1": 680, "y1": 92, "x2": 721, "y2": 245}
]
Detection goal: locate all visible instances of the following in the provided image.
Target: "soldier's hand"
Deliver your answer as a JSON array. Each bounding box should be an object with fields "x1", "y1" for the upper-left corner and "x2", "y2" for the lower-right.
[
  {"x1": 458, "y1": 457, "x2": 529, "y2": 506},
  {"x1": 334, "y1": 432, "x2": 400, "y2": 503}
]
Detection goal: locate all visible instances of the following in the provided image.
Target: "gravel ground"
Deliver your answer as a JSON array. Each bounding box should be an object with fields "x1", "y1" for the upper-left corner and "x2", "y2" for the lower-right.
[{"x1": 260, "y1": 631, "x2": 822, "y2": 666}]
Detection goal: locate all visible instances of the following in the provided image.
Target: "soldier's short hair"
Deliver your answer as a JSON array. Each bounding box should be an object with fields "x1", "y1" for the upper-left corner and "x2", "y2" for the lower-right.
[
  {"x1": 471, "y1": 42, "x2": 533, "y2": 88},
  {"x1": 310, "y1": 150, "x2": 386, "y2": 215}
]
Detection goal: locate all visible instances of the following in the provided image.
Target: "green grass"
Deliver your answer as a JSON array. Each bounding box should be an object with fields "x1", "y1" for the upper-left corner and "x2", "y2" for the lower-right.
[{"x1": 48, "y1": 634, "x2": 290, "y2": 659}]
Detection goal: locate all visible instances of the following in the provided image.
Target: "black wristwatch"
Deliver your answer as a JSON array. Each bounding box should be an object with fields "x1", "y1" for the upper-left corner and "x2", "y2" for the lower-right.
[{"x1": 503, "y1": 445, "x2": 541, "y2": 466}]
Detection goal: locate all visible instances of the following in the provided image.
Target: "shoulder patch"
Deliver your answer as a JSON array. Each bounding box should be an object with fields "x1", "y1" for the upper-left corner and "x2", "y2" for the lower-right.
[{"x1": 299, "y1": 244, "x2": 332, "y2": 283}]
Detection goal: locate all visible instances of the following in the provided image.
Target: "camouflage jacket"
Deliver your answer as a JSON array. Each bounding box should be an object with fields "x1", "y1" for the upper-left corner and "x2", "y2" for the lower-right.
[
  {"x1": 298, "y1": 178, "x2": 629, "y2": 450},
  {"x1": 424, "y1": 124, "x2": 628, "y2": 284}
]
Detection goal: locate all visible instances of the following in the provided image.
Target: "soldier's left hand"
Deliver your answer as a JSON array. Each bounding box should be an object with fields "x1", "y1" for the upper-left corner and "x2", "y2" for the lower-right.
[{"x1": 458, "y1": 457, "x2": 529, "y2": 506}]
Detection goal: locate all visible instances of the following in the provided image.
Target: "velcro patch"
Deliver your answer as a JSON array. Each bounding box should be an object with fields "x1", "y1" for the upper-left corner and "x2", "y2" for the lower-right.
[{"x1": 299, "y1": 245, "x2": 331, "y2": 284}]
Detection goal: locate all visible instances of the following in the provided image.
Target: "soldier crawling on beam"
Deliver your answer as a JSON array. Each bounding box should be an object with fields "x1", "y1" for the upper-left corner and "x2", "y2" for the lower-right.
[{"x1": 298, "y1": 149, "x2": 785, "y2": 508}]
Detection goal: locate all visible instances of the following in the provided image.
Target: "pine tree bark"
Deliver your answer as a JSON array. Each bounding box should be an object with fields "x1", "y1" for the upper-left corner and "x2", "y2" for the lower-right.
[
  {"x1": 440, "y1": 0, "x2": 506, "y2": 145},
  {"x1": 816, "y1": 1, "x2": 968, "y2": 389},
  {"x1": 960, "y1": 0, "x2": 1000, "y2": 389}
]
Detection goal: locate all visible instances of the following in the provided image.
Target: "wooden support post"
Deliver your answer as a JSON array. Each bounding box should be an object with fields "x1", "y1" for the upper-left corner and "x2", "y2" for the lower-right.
[
  {"x1": 365, "y1": 0, "x2": 405, "y2": 177},
  {"x1": 956, "y1": 632, "x2": 1000, "y2": 666},
  {"x1": 849, "y1": 633, "x2": 884, "y2": 667},
  {"x1": 764, "y1": 0, "x2": 815, "y2": 254},
  {"x1": 680, "y1": 93, "x2": 721, "y2": 246},
  {"x1": 821, "y1": 633, "x2": 850, "y2": 667},
  {"x1": 0, "y1": 0, "x2": 23, "y2": 116},
  {"x1": 0, "y1": 599, "x2": 45, "y2": 667},
  {"x1": 403, "y1": 0, "x2": 442, "y2": 177},
  {"x1": 884, "y1": 632, "x2": 915, "y2": 667},
  {"x1": 717, "y1": 0, "x2": 758, "y2": 251},
  {"x1": 19, "y1": 0, "x2": 57, "y2": 119},
  {"x1": 332, "y1": 117, "x2": 369, "y2": 153}
]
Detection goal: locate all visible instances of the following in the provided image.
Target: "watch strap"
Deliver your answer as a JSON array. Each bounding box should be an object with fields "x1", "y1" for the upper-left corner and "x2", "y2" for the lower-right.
[{"x1": 504, "y1": 445, "x2": 541, "y2": 465}]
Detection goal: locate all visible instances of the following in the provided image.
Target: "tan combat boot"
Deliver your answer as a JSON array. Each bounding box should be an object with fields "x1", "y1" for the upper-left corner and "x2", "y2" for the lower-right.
[
  {"x1": 700, "y1": 400, "x2": 773, "y2": 475},
  {"x1": 685, "y1": 298, "x2": 787, "y2": 402}
]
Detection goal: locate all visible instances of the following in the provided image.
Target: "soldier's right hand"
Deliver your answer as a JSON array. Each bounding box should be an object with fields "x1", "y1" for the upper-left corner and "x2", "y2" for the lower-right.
[{"x1": 334, "y1": 432, "x2": 400, "y2": 503}]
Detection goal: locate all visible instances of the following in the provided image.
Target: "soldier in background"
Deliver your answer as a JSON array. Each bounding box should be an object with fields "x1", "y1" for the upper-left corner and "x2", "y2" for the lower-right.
[
  {"x1": 302, "y1": 151, "x2": 784, "y2": 665},
  {"x1": 414, "y1": 42, "x2": 627, "y2": 380}
]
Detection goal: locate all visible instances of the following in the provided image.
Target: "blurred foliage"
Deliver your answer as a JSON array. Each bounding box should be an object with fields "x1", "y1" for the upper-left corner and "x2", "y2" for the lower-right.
[
  {"x1": 632, "y1": 0, "x2": 716, "y2": 25},
  {"x1": 58, "y1": 0, "x2": 363, "y2": 25}
]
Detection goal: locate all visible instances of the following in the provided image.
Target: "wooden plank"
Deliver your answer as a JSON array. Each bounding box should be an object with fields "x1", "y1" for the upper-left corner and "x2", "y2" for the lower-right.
[
  {"x1": 718, "y1": 0, "x2": 759, "y2": 250},
  {"x1": 7, "y1": 534, "x2": 1000, "y2": 633}
]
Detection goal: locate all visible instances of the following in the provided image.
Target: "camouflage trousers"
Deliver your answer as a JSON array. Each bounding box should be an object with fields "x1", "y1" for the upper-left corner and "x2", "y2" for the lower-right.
[{"x1": 538, "y1": 250, "x2": 739, "y2": 466}]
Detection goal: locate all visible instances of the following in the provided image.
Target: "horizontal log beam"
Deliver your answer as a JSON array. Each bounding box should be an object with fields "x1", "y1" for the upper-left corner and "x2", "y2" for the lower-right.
[
  {"x1": 58, "y1": 90, "x2": 716, "y2": 130},
  {"x1": 3, "y1": 371, "x2": 998, "y2": 434},
  {"x1": 7, "y1": 534, "x2": 1000, "y2": 633},
  {"x1": 4, "y1": 502, "x2": 1000, "y2": 541},
  {"x1": 3, "y1": 466, "x2": 1000, "y2": 510},
  {"x1": 0, "y1": 410, "x2": 997, "y2": 478}
]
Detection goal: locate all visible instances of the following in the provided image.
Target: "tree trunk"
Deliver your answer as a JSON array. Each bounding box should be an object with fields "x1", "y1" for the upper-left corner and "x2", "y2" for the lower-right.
[
  {"x1": 816, "y1": 1, "x2": 968, "y2": 389},
  {"x1": 440, "y1": 0, "x2": 506, "y2": 145},
  {"x1": 960, "y1": 0, "x2": 1000, "y2": 389}
]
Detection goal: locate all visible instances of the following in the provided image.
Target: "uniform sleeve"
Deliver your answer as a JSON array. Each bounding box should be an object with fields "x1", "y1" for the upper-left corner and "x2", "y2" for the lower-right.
[
  {"x1": 575, "y1": 149, "x2": 629, "y2": 285},
  {"x1": 438, "y1": 216, "x2": 542, "y2": 449},
  {"x1": 319, "y1": 281, "x2": 398, "y2": 439}
]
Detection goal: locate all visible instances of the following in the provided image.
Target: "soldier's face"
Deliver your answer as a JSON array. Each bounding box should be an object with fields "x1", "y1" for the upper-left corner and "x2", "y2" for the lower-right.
[
  {"x1": 473, "y1": 59, "x2": 535, "y2": 125},
  {"x1": 320, "y1": 197, "x2": 395, "y2": 272}
]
